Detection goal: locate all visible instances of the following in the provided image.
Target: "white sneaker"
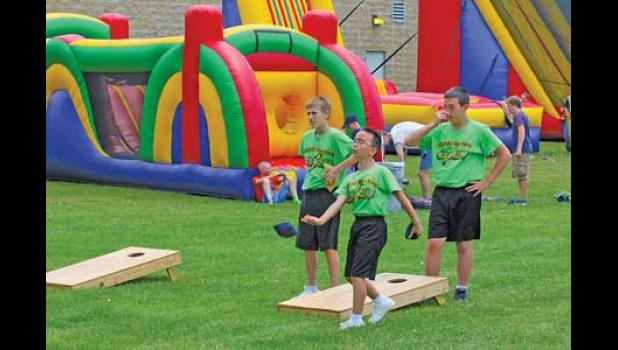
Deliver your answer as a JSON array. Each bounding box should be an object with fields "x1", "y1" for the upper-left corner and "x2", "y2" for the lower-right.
[
  {"x1": 339, "y1": 318, "x2": 365, "y2": 330},
  {"x1": 368, "y1": 296, "x2": 396, "y2": 323},
  {"x1": 294, "y1": 286, "x2": 318, "y2": 298}
]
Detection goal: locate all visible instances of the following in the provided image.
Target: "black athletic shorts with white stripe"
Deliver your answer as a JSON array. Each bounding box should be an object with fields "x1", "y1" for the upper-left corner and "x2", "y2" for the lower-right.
[
  {"x1": 428, "y1": 185, "x2": 481, "y2": 242},
  {"x1": 345, "y1": 216, "x2": 387, "y2": 280},
  {"x1": 297, "y1": 189, "x2": 340, "y2": 251}
]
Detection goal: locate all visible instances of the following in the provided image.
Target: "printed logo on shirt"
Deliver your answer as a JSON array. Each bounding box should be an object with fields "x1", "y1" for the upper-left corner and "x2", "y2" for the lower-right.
[
  {"x1": 344, "y1": 177, "x2": 378, "y2": 202},
  {"x1": 305, "y1": 148, "x2": 335, "y2": 171},
  {"x1": 436, "y1": 141, "x2": 472, "y2": 166}
]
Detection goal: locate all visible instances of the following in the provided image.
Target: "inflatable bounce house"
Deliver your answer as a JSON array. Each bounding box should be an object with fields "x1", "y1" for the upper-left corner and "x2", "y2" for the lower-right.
[
  {"x1": 46, "y1": 5, "x2": 383, "y2": 200},
  {"x1": 47, "y1": 1, "x2": 569, "y2": 200},
  {"x1": 222, "y1": 0, "x2": 548, "y2": 152},
  {"x1": 415, "y1": 0, "x2": 570, "y2": 140}
]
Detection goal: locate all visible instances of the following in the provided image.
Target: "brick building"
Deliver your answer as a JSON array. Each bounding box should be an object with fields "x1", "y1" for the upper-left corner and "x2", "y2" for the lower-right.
[{"x1": 46, "y1": 0, "x2": 418, "y2": 91}]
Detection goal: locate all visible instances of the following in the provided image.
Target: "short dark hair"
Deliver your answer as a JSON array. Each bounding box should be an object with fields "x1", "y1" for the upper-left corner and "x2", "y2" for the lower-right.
[
  {"x1": 506, "y1": 96, "x2": 522, "y2": 108},
  {"x1": 361, "y1": 127, "x2": 382, "y2": 150},
  {"x1": 444, "y1": 86, "x2": 470, "y2": 106}
]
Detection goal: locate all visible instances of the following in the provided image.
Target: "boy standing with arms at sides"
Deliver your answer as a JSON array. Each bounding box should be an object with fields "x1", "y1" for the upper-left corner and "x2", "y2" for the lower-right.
[
  {"x1": 295, "y1": 96, "x2": 353, "y2": 297},
  {"x1": 302, "y1": 128, "x2": 423, "y2": 330},
  {"x1": 504, "y1": 96, "x2": 533, "y2": 206},
  {"x1": 404, "y1": 86, "x2": 511, "y2": 301}
]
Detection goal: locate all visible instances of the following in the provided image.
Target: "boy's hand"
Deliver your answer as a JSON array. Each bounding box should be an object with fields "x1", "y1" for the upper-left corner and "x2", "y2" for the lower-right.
[
  {"x1": 301, "y1": 215, "x2": 323, "y2": 226},
  {"x1": 465, "y1": 180, "x2": 491, "y2": 197},
  {"x1": 434, "y1": 109, "x2": 450, "y2": 126},
  {"x1": 322, "y1": 164, "x2": 338, "y2": 192},
  {"x1": 405, "y1": 222, "x2": 423, "y2": 239}
]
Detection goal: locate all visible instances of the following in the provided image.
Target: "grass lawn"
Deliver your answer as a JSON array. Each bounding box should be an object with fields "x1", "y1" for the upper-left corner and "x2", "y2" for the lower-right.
[{"x1": 46, "y1": 142, "x2": 571, "y2": 349}]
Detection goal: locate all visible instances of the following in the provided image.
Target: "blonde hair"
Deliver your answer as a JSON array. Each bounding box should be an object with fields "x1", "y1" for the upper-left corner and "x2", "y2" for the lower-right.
[
  {"x1": 257, "y1": 161, "x2": 270, "y2": 171},
  {"x1": 305, "y1": 96, "x2": 331, "y2": 115}
]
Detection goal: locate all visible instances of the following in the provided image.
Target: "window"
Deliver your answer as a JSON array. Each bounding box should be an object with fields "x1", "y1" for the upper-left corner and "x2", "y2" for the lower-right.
[
  {"x1": 365, "y1": 51, "x2": 385, "y2": 79},
  {"x1": 392, "y1": 1, "x2": 405, "y2": 23}
]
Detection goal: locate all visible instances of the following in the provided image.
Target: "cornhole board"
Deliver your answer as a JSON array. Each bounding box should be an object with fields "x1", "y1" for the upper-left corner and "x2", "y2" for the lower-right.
[
  {"x1": 277, "y1": 273, "x2": 448, "y2": 319},
  {"x1": 46, "y1": 247, "x2": 181, "y2": 289}
]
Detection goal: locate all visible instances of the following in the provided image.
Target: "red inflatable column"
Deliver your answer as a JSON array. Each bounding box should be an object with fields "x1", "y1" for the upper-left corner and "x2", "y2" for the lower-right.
[
  {"x1": 302, "y1": 10, "x2": 338, "y2": 45},
  {"x1": 417, "y1": 0, "x2": 461, "y2": 92},
  {"x1": 99, "y1": 13, "x2": 129, "y2": 39},
  {"x1": 182, "y1": 6, "x2": 213, "y2": 164}
]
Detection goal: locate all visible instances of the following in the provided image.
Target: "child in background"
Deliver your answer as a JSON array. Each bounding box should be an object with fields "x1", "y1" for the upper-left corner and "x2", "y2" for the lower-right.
[{"x1": 253, "y1": 161, "x2": 301, "y2": 204}]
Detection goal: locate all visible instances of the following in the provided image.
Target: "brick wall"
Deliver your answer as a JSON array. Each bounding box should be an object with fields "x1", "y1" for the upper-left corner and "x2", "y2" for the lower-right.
[
  {"x1": 333, "y1": 0, "x2": 418, "y2": 92},
  {"x1": 46, "y1": 0, "x2": 418, "y2": 91}
]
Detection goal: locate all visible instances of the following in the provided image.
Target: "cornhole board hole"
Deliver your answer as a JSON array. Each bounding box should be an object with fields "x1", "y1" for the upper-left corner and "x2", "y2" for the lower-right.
[
  {"x1": 277, "y1": 273, "x2": 448, "y2": 319},
  {"x1": 46, "y1": 247, "x2": 181, "y2": 289}
]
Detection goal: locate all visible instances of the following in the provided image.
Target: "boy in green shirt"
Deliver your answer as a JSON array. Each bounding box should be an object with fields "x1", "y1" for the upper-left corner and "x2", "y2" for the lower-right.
[
  {"x1": 404, "y1": 86, "x2": 512, "y2": 301},
  {"x1": 295, "y1": 96, "x2": 353, "y2": 298},
  {"x1": 302, "y1": 128, "x2": 423, "y2": 330}
]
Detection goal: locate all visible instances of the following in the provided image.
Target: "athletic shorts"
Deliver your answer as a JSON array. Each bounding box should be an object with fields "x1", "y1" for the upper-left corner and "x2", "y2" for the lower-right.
[
  {"x1": 345, "y1": 216, "x2": 387, "y2": 280},
  {"x1": 512, "y1": 154, "x2": 530, "y2": 180},
  {"x1": 296, "y1": 189, "x2": 340, "y2": 251},
  {"x1": 420, "y1": 150, "x2": 432, "y2": 171},
  {"x1": 428, "y1": 185, "x2": 481, "y2": 242}
]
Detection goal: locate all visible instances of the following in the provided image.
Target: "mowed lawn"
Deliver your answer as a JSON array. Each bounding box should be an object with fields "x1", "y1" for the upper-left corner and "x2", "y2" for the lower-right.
[{"x1": 46, "y1": 142, "x2": 571, "y2": 350}]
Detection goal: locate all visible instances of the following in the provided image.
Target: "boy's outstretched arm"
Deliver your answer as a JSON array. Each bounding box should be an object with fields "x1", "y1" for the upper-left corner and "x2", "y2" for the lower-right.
[
  {"x1": 301, "y1": 195, "x2": 347, "y2": 226},
  {"x1": 466, "y1": 144, "x2": 512, "y2": 196},
  {"x1": 394, "y1": 190, "x2": 423, "y2": 236}
]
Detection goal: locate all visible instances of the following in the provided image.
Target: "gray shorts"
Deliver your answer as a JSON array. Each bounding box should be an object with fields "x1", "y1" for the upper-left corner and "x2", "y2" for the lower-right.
[
  {"x1": 345, "y1": 216, "x2": 387, "y2": 280},
  {"x1": 512, "y1": 154, "x2": 530, "y2": 180},
  {"x1": 296, "y1": 189, "x2": 340, "y2": 251},
  {"x1": 428, "y1": 185, "x2": 481, "y2": 242}
]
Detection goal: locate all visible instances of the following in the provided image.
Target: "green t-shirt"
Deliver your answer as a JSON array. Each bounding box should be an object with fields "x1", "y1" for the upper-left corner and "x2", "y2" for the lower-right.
[
  {"x1": 299, "y1": 127, "x2": 353, "y2": 190},
  {"x1": 334, "y1": 164, "x2": 402, "y2": 217},
  {"x1": 419, "y1": 120, "x2": 503, "y2": 188}
]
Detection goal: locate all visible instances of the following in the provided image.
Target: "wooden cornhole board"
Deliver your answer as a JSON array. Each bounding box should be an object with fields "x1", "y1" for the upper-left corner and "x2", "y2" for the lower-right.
[
  {"x1": 277, "y1": 273, "x2": 448, "y2": 319},
  {"x1": 46, "y1": 247, "x2": 181, "y2": 289}
]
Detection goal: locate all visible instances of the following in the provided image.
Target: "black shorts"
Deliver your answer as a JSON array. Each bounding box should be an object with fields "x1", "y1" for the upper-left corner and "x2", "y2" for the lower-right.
[
  {"x1": 428, "y1": 185, "x2": 481, "y2": 242},
  {"x1": 345, "y1": 216, "x2": 387, "y2": 280},
  {"x1": 296, "y1": 189, "x2": 340, "y2": 251}
]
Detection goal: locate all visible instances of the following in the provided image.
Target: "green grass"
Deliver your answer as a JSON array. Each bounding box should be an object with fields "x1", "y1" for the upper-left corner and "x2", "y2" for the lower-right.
[{"x1": 46, "y1": 142, "x2": 571, "y2": 350}]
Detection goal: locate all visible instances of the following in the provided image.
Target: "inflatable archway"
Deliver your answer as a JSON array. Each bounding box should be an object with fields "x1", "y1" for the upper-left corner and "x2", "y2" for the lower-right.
[{"x1": 46, "y1": 6, "x2": 383, "y2": 200}]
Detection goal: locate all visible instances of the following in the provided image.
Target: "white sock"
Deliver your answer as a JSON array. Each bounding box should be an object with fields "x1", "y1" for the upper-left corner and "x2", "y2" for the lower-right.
[
  {"x1": 456, "y1": 285, "x2": 467, "y2": 290},
  {"x1": 374, "y1": 295, "x2": 390, "y2": 305},
  {"x1": 306, "y1": 285, "x2": 318, "y2": 292},
  {"x1": 350, "y1": 314, "x2": 363, "y2": 323}
]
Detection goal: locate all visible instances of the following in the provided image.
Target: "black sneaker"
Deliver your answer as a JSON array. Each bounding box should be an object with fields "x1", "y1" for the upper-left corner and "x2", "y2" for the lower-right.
[{"x1": 454, "y1": 287, "x2": 468, "y2": 301}]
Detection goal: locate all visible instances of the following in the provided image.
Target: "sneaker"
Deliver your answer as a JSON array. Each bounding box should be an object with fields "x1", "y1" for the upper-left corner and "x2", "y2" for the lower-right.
[
  {"x1": 294, "y1": 286, "x2": 318, "y2": 298},
  {"x1": 454, "y1": 287, "x2": 468, "y2": 302},
  {"x1": 402, "y1": 178, "x2": 410, "y2": 185},
  {"x1": 368, "y1": 296, "x2": 396, "y2": 323},
  {"x1": 339, "y1": 318, "x2": 365, "y2": 330},
  {"x1": 507, "y1": 199, "x2": 527, "y2": 206}
]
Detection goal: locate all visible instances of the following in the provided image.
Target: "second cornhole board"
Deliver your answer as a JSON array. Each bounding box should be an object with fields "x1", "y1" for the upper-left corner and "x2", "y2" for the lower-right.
[
  {"x1": 46, "y1": 247, "x2": 181, "y2": 289},
  {"x1": 277, "y1": 273, "x2": 448, "y2": 319}
]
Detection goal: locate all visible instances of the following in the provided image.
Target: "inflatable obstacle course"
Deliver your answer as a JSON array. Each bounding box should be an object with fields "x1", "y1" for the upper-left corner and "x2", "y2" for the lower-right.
[{"x1": 46, "y1": 6, "x2": 383, "y2": 200}]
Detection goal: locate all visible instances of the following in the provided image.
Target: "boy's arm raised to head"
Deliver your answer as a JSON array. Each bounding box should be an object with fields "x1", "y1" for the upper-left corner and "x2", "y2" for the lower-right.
[
  {"x1": 301, "y1": 195, "x2": 347, "y2": 226},
  {"x1": 404, "y1": 111, "x2": 448, "y2": 147}
]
